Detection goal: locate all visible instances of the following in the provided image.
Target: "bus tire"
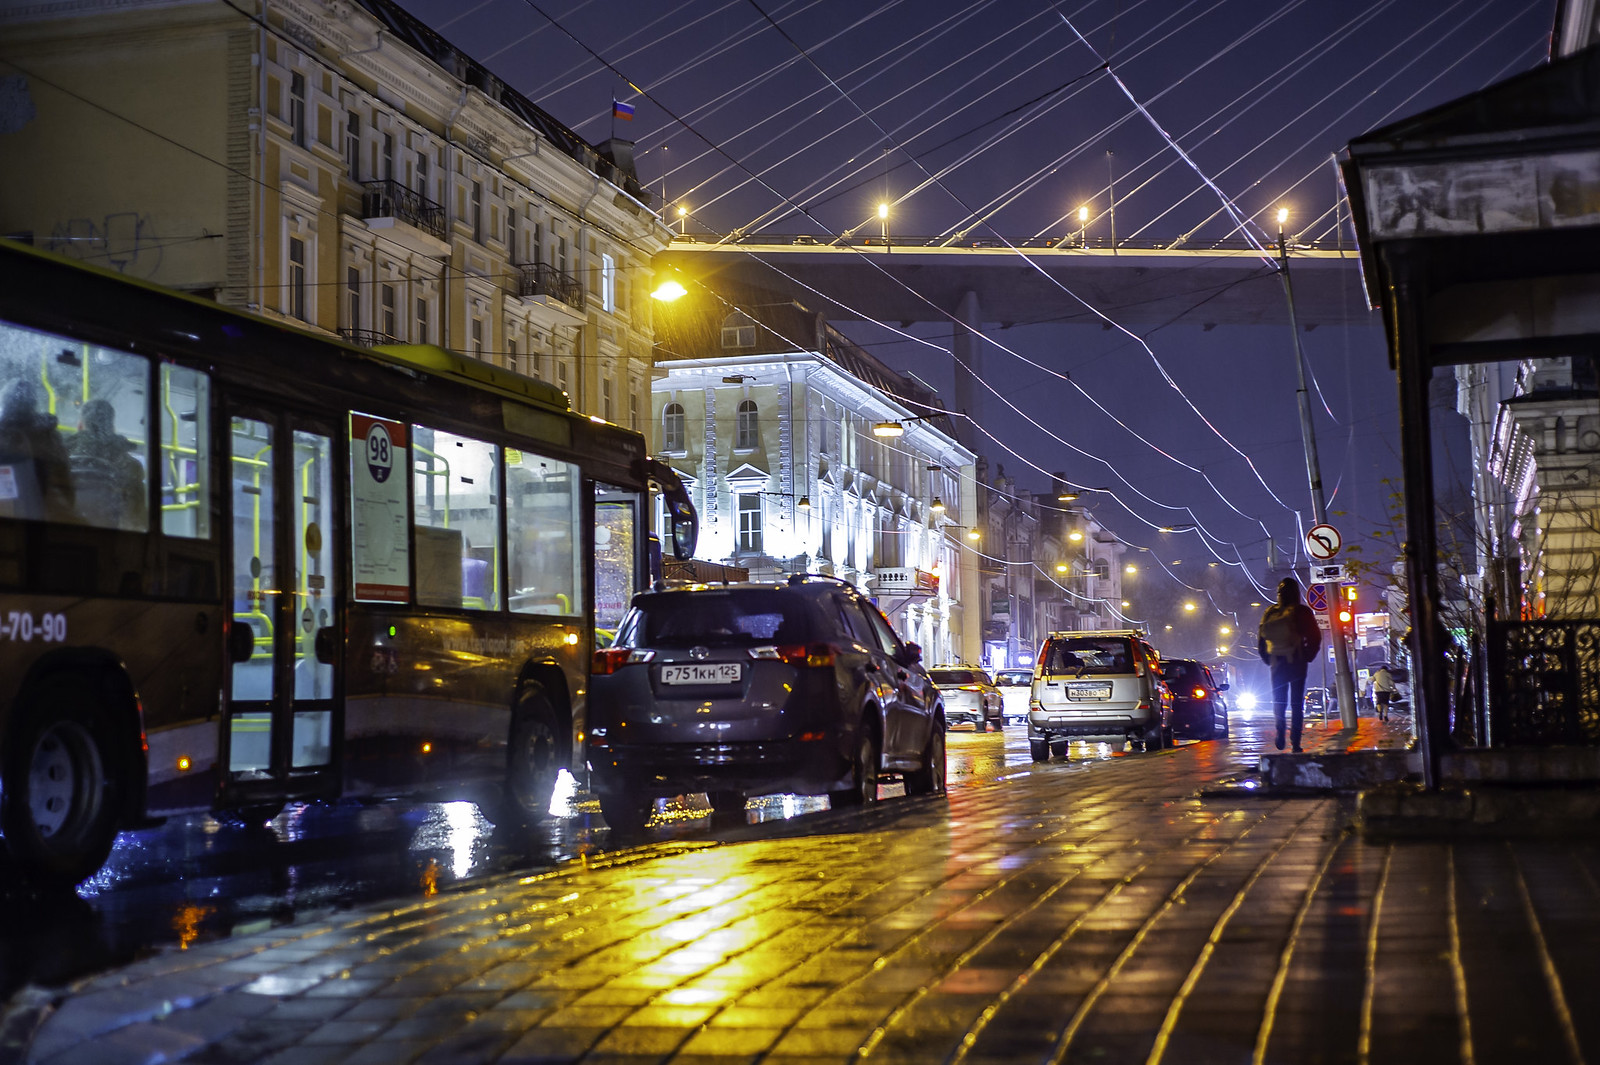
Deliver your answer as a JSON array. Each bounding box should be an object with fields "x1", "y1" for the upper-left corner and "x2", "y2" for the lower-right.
[
  {"x1": 503, "y1": 684, "x2": 563, "y2": 824},
  {"x1": 2, "y1": 675, "x2": 124, "y2": 889}
]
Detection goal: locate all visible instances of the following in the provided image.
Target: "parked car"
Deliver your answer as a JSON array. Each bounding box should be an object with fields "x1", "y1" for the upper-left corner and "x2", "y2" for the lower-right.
[
  {"x1": 586, "y1": 576, "x2": 946, "y2": 832},
  {"x1": 1304, "y1": 686, "x2": 1331, "y2": 719},
  {"x1": 993, "y1": 668, "x2": 1034, "y2": 724},
  {"x1": 1028, "y1": 629, "x2": 1172, "y2": 760},
  {"x1": 1160, "y1": 658, "x2": 1231, "y2": 740},
  {"x1": 928, "y1": 666, "x2": 1004, "y2": 731}
]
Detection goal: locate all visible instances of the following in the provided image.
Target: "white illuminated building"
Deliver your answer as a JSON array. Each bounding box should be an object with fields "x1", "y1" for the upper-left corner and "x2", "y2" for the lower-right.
[{"x1": 651, "y1": 293, "x2": 979, "y2": 665}]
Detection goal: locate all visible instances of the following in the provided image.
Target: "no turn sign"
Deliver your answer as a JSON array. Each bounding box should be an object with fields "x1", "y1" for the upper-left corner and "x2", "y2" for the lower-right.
[{"x1": 1306, "y1": 523, "x2": 1342, "y2": 560}]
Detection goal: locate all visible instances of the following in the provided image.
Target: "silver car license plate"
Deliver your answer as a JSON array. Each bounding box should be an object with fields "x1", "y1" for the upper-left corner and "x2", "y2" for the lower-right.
[
  {"x1": 661, "y1": 663, "x2": 742, "y2": 685},
  {"x1": 1066, "y1": 683, "x2": 1112, "y2": 700}
]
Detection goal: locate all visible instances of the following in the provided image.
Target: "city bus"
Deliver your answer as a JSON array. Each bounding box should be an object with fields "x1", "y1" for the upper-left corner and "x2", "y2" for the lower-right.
[{"x1": 0, "y1": 239, "x2": 696, "y2": 887}]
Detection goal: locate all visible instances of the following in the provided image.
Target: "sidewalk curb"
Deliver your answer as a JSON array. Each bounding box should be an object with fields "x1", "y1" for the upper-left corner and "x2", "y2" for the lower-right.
[{"x1": 1356, "y1": 780, "x2": 1600, "y2": 838}]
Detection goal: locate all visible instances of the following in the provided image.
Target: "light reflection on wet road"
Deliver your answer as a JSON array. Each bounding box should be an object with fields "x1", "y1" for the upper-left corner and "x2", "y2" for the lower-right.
[{"x1": 0, "y1": 721, "x2": 1256, "y2": 999}]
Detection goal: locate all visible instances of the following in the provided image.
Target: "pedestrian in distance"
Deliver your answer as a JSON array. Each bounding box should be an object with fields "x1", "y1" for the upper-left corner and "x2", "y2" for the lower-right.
[
  {"x1": 1257, "y1": 577, "x2": 1322, "y2": 753},
  {"x1": 1372, "y1": 663, "x2": 1397, "y2": 722}
]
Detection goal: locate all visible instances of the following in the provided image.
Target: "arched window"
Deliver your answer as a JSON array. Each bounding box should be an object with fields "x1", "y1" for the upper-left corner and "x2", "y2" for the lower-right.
[
  {"x1": 662, "y1": 402, "x2": 685, "y2": 452},
  {"x1": 736, "y1": 399, "x2": 758, "y2": 450},
  {"x1": 721, "y1": 311, "x2": 756, "y2": 349}
]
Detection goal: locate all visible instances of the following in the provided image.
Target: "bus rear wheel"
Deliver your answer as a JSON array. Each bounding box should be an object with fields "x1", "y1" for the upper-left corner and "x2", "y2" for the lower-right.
[
  {"x1": 3, "y1": 677, "x2": 123, "y2": 889},
  {"x1": 502, "y1": 685, "x2": 563, "y2": 824}
]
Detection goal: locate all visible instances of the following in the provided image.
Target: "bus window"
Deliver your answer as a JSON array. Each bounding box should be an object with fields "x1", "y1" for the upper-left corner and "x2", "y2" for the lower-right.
[
  {"x1": 412, "y1": 425, "x2": 500, "y2": 610},
  {"x1": 161, "y1": 364, "x2": 210, "y2": 539},
  {"x1": 0, "y1": 322, "x2": 149, "y2": 530},
  {"x1": 506, "y1": 449, "x2": 579, "y2": 616}
]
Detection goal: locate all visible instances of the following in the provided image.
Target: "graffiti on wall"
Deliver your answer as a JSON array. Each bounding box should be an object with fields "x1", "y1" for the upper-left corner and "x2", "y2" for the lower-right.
[{"x1": 46, "y1": 213, "x2": 164, "y2": 277}]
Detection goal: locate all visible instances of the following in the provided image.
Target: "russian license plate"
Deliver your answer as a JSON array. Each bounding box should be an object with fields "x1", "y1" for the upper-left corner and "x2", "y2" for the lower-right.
[
  {"x1": 661, "y1": 663, "x2": 742, "y2": 685},
  {"x1": 1066, "y1": 683, "x2": 1112, "y2": 700}
]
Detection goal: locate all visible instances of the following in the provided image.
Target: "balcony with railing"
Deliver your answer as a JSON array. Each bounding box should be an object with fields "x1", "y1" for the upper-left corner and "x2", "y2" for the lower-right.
[
  {"x1": 338, "y1": 328, "x2": 397, "y2": 349},
  {"x1": 515, "y1": 262, "x2": 583, "y2": 310},
  {"x1": 358, "y1": 180, "x2": 448, "y2": 256}
]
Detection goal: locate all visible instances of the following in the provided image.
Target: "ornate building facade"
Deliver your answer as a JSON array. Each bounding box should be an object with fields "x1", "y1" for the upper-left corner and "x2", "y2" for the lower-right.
[
  {"x1": 1, "y1": 0, "x2": 666, "y2": 426},
  {"x1": 651, "y1": 285, "x2": 979, "y2": 665}
]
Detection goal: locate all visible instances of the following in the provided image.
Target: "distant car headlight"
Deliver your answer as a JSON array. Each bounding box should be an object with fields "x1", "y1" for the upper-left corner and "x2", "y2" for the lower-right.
[{"x1": 1236, "y1": 691, "x2": 1258, "y2": 711}]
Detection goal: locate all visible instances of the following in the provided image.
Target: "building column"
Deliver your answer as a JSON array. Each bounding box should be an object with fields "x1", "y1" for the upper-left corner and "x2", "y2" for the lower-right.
[{"x1": 952, "y1": 290, "x2": 981, "y2": 450}]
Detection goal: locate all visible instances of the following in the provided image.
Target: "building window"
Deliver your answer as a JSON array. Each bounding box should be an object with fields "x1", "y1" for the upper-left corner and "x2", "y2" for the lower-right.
[
  {"x1": 602, "y1": 378, "x2": 614, "y2": 422},
  {"x1": 415, "y1": 295, "x2": 429, "y2": 343},
  {"x1": 721, "y1": 312, "x2": 756, "y2": 349},
  {"x1": 346, "y1": 267, "x2": 361, "y2": 331},
  {"x1": 662, "y1": 402, "x2": 685, "y2": 452},
  {"x1": 532, "y1": 222, "x2": 543, "y2": 266},
  {"x1": 737, "y1": 494, "x2": 763, "y2": 553},
  {"x1": 471, "y1": 180, "x2": 483, "y2": 243},
  {"x1": 508, "y1": 209, "x2": 517, "y2": 257},
  {"x1": 629, "y1": 391, "x2": 639, "y2": 431},
  {"x1": 288, "y1": 237, "x2": 307, "y2": 321},
  {"x1": 556, "y1": 360, "x2": 569, "y2": 394},
  {"x1": 416, "y1": 148, "x2": 428, "y2": 196},
  {"x1": 289, "y1": 72, "x2": 306, "y2": 148},
  {"x1": 382, "y1": 132, "x2": 394, "y2": 181},
  {"x1": 736, "y1": 399, "x2": 758, "y2": 450},
  {"x1": 471, "y1": 316, "x2": 484, "y2": 358},
  {"x1": 345, "y1": 112, "x2": 360, "y2": 180},
  {"x1": 380, "y1": 283, "x2": 396, "y2": 338},
  {"x1": 601, "y1": 253, "x2": 616, "y2": 311},
  {"x1": 556, "y1": 235, "x2": 568, "y2": 274}
]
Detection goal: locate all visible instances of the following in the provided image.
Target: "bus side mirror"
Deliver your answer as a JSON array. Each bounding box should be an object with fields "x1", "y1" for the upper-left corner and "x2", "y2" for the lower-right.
[{"x1": 227, "y1": 620, "x2": 255, "y2": 663}]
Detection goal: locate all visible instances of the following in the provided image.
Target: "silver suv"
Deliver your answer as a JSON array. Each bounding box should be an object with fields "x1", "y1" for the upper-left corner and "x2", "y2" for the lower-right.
[{"x1": 1028, "y1": 629, "x2": 1172, "y2": 760}]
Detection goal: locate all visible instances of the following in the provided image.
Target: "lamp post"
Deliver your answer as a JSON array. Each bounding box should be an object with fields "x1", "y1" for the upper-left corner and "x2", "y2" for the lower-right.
[
  {"x1": 1277, "y1": 206, "x2": 1358, "y2": 729},
  {"x1": 1077, "y1": 205, "x2": 1089, "y2": 247},
  {"x1": 676, "y1": 204, "x2": 688, "y2": 236},
  {"x1": 878, "y1": 202, "x2": 890, "y2": 252}
]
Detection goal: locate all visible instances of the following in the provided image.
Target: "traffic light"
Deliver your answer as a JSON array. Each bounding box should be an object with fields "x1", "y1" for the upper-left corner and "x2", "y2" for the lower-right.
[{"x1": 1336, "y1": 586, "x2": 1355, "y2": 639}]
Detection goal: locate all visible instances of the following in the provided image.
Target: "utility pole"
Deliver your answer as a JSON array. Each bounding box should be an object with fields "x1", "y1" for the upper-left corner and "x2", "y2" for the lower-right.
[
  {"x1": 1277, "y1": 210, "x2": 1358, "y2": 728},
  {"x1": 1106, "y1": 150, "x2": 1117, "y2": 256}
]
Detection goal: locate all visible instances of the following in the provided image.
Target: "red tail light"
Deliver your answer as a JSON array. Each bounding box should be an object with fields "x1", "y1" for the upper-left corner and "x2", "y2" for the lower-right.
[
  {"x1": 593, "y1": 648, "x2": 654, "y2": 674},
  {"x1": 1193, "y1": 687, "x2": 1207, "y2": 699},
  {"x1": 775, "y1": 643, "x2": 836, "y2": 668}
]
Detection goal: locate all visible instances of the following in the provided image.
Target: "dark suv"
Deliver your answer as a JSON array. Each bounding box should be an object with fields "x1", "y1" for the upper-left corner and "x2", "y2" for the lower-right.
[
  {"x1": 1160, "y1": 658, "x2": 1230, "y2": 739},
  {"x1": 585, "y1": 576, "x2": 946, "y2": 831}
]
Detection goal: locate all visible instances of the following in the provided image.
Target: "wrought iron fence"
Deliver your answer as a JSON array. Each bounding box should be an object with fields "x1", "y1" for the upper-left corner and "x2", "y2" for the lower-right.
[
  {"x1": 1487, "y1": 618, "x2": 1600, "y2": 744},
  {"x1": 515, "y1": 262, "x2": 583, "y2": 308},
  {"x1": 360, "y1": 180, "x2": 446, "y2": 240}
]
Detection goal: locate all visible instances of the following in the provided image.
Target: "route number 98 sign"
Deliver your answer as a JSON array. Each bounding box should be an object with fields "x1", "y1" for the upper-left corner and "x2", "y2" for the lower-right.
[{"x1": 350, "y1": 412, "x2": 409, "y2": 602}]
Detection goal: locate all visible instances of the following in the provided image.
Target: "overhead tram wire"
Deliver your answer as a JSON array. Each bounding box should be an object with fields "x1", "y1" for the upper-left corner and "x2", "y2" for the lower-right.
[
  {"x1": 738, "y1": 0, "x2": 1319, "y2": 531},
  {"x1": 735, "y1": 0, "x2": 1293, "y2": 554},
  {"x1": 646, "y1": 0, "x2": 1018, "y2": 216},
  {"x1": 506, "y1": 0, "x2": 1286, "y2": 565}
]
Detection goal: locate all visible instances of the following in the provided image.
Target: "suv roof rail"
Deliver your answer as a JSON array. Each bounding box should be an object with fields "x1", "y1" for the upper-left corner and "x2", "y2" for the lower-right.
[
  {"x1": 787, "y1": 572, "x2": 855, "y2": 588},
  {"x1": 1045, "y1": 628, "x2": 1145, "y2": 639}
]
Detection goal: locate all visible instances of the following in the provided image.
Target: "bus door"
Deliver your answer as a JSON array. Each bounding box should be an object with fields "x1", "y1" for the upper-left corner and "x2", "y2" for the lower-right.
[
  {"x1": 593, "y1": 486, "x2": 642, "y2": 639},
  {"x1": 222, "y1": 402, "x2": 341, "y2": 803}
]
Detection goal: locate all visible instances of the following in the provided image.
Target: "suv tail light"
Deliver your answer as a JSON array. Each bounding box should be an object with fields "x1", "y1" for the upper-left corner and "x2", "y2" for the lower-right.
[
  {"x1": 754, "y1": 643, "x2": 836, "y2": 667},
  {"x1": 592, "y1": 648, "x2": 654, "y2": 674},
  {"x1": 1192, "y1": 686, "x2": 1207, "y2": 699}
]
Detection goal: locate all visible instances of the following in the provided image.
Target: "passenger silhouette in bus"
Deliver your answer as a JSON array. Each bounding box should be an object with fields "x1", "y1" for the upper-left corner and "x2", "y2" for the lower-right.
[
  {"x1": 0, "y1": 376, "x2": 75, "y2": 522},
  {"x1": 66, "y1": 399, "x2": 146, "y2": 530}
]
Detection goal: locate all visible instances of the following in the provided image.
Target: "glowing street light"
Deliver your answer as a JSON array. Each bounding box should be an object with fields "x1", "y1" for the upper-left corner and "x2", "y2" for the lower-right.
[
  {"x1": 1183, "y1": 602, "x2": 1197, "y2": 612},
  {"x1": 1077, "y1": 204, "x2": 1089, "y2": 246},
  {"x1": 676, "y1": 203, "x2": 688, "y2": 235},
  {"x1": 878, "y1": 202, "x2": 890, "y2": 251},
  {"x1": 650, "y1": 279, "x2": 687, "y2": 302},
  {"x1": 1219, "y1": 625, "x2": 1232, "y2": 636},
  {"x1": 1125, "y1": 564, "x2": 1137, "y2": 575}
]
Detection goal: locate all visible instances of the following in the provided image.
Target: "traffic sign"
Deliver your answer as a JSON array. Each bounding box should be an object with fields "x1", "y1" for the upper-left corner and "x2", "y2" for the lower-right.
[
  {"x1": 1306, "y1": 523, "x2": 1341, "y2": 560},
  {"x1": 1310, "y1": 562, "x2": 1345, "y2": 584},
  {"x1": 1307, "y1": 583, "x2": 1328, "y2": 611}
]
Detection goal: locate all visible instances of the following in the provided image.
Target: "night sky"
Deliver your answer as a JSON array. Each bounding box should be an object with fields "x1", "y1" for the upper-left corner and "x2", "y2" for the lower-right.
[{"x1": 398, "y1": 0, "x2": 1555, "y2": 645}]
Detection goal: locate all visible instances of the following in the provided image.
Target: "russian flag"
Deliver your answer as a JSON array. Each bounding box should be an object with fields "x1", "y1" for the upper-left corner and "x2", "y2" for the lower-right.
[{"x1": 612, "y1": 98, "x2": 635, "y2": 121}]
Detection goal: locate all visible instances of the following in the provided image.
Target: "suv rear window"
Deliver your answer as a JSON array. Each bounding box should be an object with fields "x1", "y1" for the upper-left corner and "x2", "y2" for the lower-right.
[
  {"x1": 620, "y1": 590, "x2": 814, "y2": 647},
  {"x1": 994, "y1": 670, "x2": 1031, "y2": 685},
  {"x1": 1043, "y1": 636, "x2": 1138, "y2": 676},
  {"x1": 930, "y1": 669, "x2": 980, "y2": 685}
]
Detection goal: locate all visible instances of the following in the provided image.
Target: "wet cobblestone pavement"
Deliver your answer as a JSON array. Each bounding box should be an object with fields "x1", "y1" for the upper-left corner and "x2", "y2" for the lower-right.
[{"x1": 12, "y1": 714, "x2": 1600, "y2": 1064}]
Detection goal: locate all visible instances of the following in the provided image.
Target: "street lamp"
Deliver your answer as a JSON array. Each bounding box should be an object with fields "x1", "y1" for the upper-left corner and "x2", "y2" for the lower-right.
[
  {"x1": 930, "y1": 496, "x2": 946, "y2": 516},
  {"x1": 878, "y1": 202, "x2": 889, "y2": 251},
  {"x1": 677, "y1": 204, "x2": 688, "y2": 236},
  {"x1": 1183, "y1": 602, "x2": 1196, "y2": 612},
  {"x1": 1077, "y1": 205, "x2": 1089, "y2": 246},
  {"x1": 1124, "y1": 564, "x2": 1137, "y2": 575}
]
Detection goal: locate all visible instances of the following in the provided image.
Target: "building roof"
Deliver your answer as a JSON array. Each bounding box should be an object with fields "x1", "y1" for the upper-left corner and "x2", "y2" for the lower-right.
[{"x1": 353, "y1": 0, "x2": 648, "y2": 203}]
